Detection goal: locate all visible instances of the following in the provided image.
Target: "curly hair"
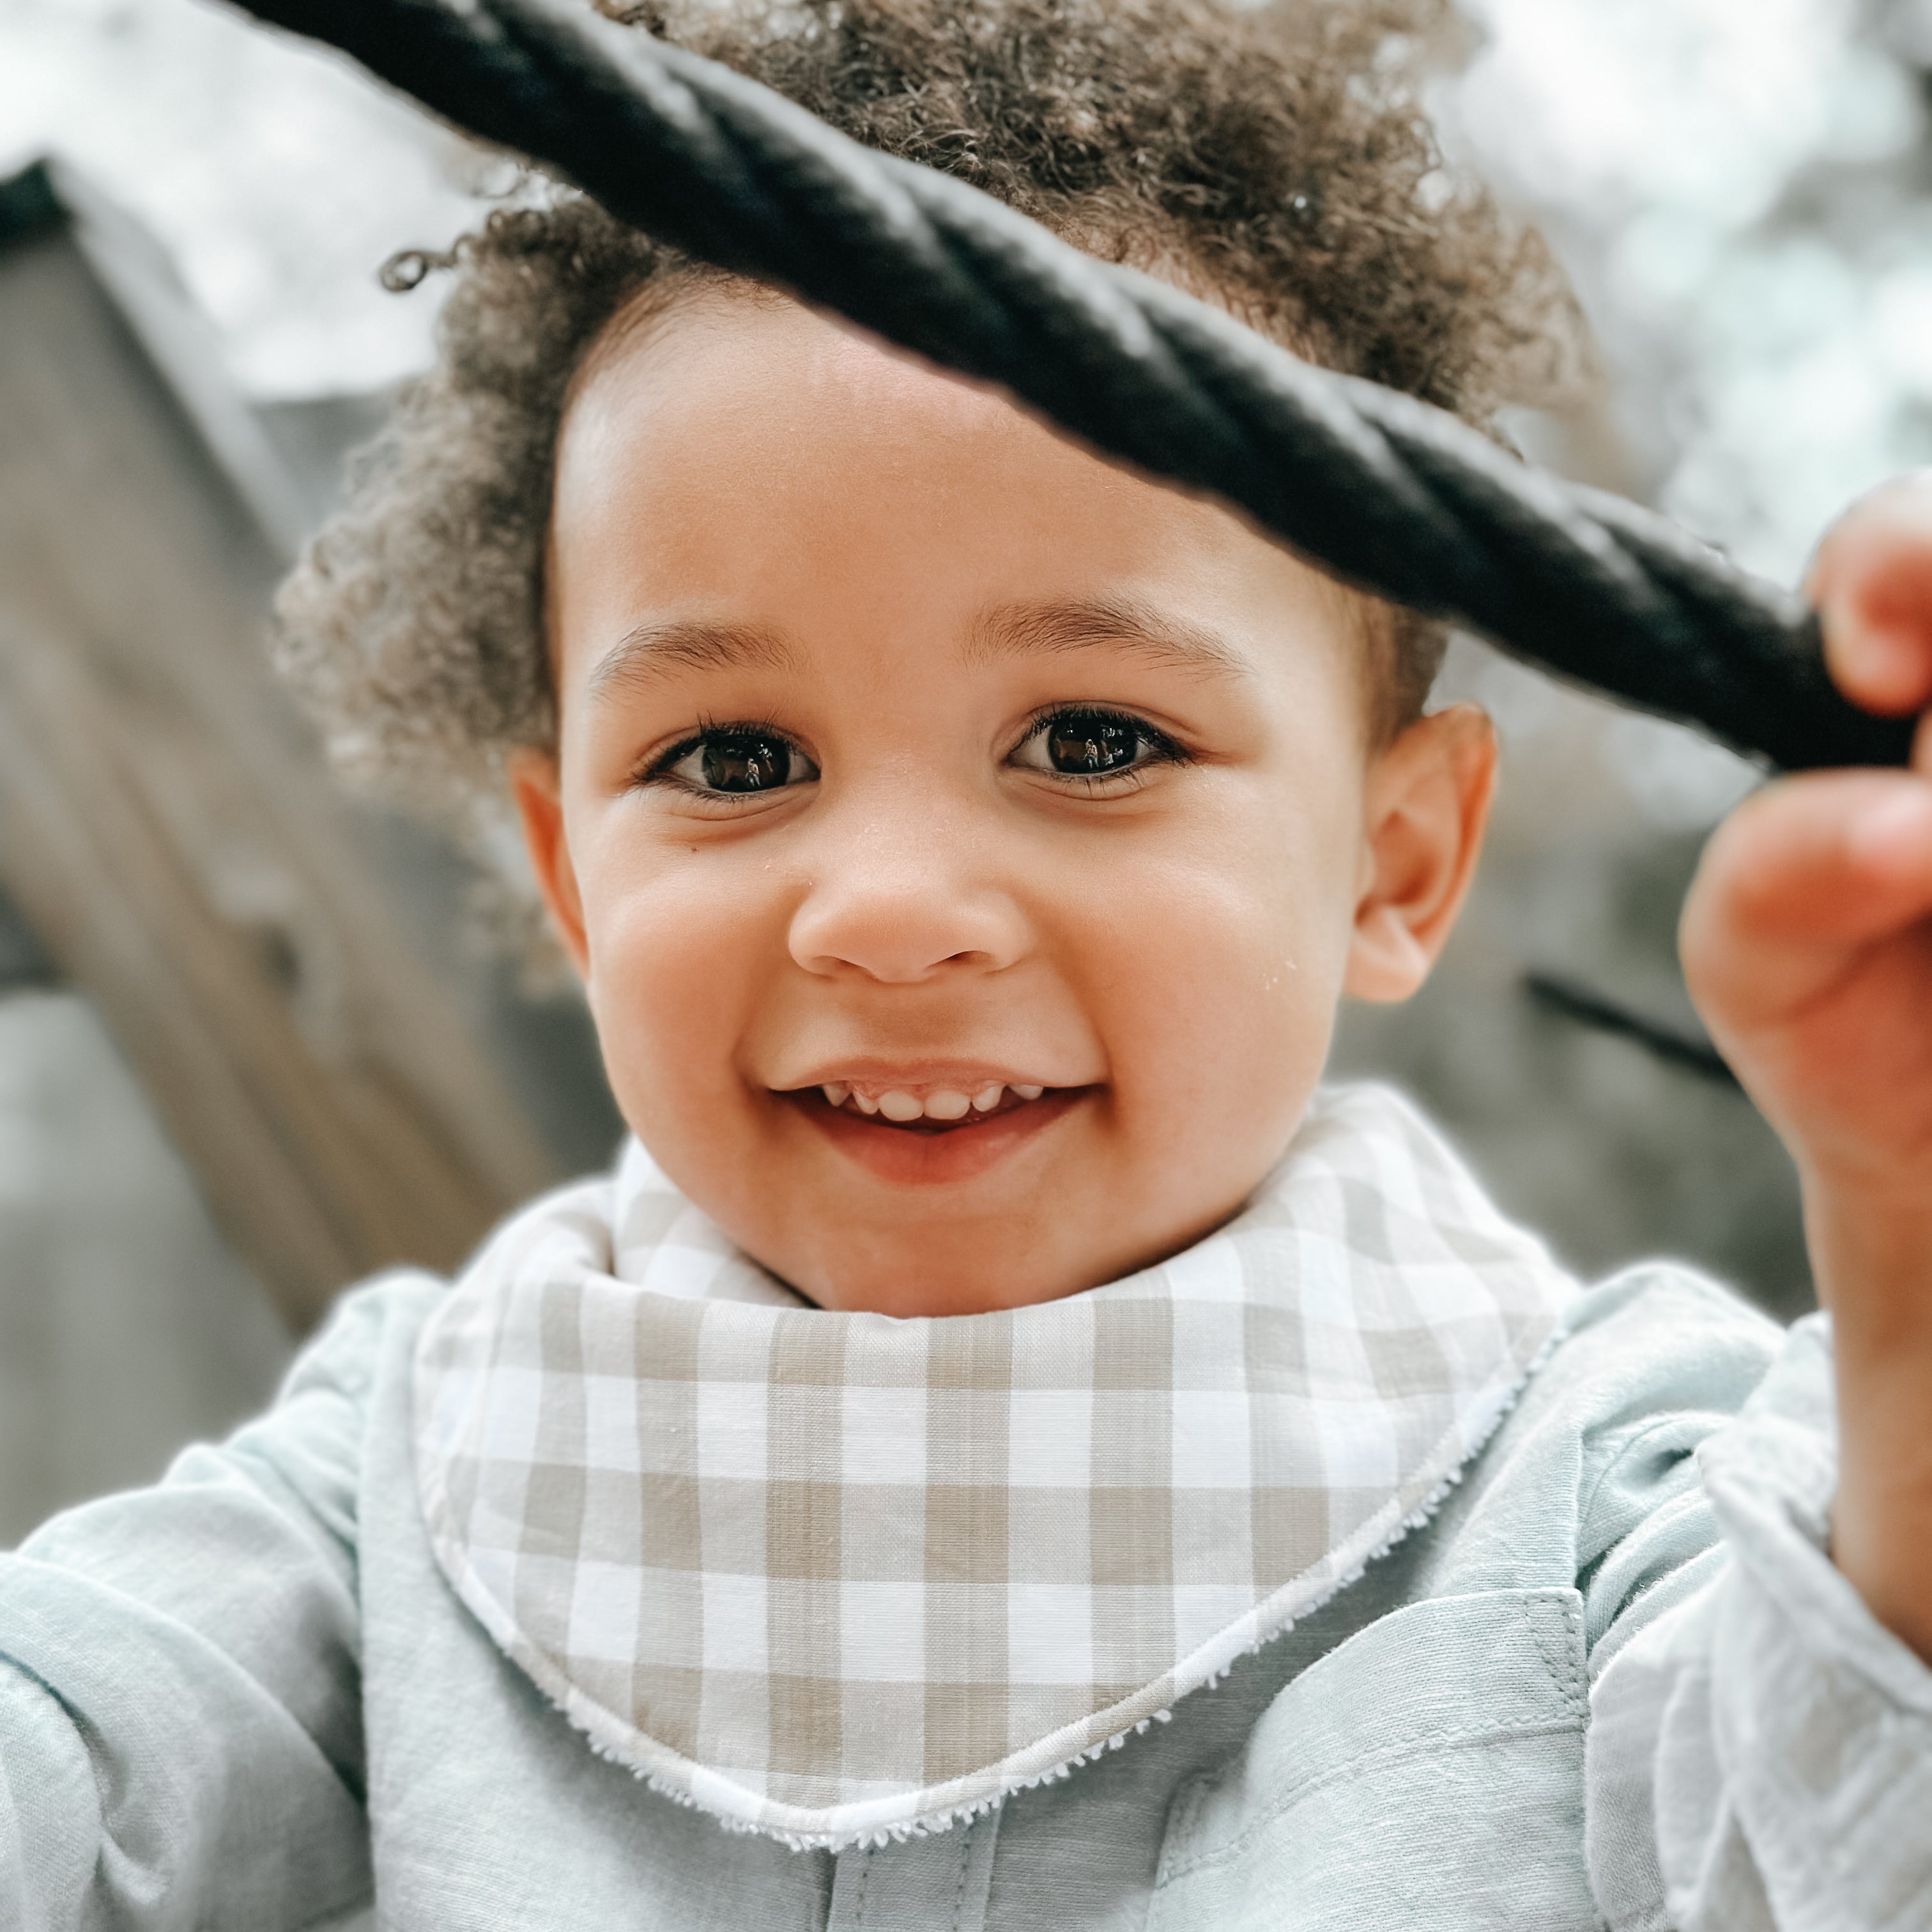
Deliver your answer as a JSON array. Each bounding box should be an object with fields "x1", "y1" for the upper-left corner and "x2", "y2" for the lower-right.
[{"x1": 273, "y1": 0, "x2": 1581, "y2": 831}]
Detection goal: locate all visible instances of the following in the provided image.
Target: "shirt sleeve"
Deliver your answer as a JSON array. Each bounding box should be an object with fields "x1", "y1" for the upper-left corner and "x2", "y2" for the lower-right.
[
  {"x1": 1582, "y1": 1312, "x2": 1932, "y2": 1932},
  {"x1": 0, "y1": 1276, "x2": 413, "y2": 1931}
]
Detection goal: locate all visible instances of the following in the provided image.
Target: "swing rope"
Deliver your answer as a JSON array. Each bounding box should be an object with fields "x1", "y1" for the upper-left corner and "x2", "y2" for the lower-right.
[{"x1": 231, "y1": 0, "x2": 1912, "y2": 773}]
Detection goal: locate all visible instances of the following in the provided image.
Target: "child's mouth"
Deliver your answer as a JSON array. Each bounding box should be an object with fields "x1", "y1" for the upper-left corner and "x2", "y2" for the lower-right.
[
  {"x1": 779, "y1": 1077, "x2": 1087, "y2": 1183},
  {"x1": 812, "y1": 1080, "x2": 1047, "y2": 1132}
]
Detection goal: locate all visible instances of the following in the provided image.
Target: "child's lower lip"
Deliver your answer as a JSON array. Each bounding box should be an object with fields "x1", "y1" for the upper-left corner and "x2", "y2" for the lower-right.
[{"x1": 784, "y1": 1086, "x2": 1090, "y2": 1185}]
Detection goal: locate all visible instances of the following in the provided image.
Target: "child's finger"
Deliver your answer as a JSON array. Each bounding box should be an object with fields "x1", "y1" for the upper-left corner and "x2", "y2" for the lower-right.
[
  {"x1": 1683, "y1": 772, "x2": 1932, "y2": 1029},
  {"x1": 1805, "y1": 473, "x2": 1932, "y2": 718},
  {"x1": 1699, "y1": 772, "x2": 1932, "y2": 944}
]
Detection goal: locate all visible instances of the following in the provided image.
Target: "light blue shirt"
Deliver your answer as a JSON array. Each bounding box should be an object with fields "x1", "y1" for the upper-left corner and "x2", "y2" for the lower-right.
[{"x1": 1, "y1": 1262, "x2": 1927, "y2": 1929}]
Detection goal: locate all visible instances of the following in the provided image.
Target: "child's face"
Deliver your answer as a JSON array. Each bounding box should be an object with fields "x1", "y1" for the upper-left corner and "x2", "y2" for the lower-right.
[{"x1": 518, "y1": 294, "x2": 1494, "y2": 1316}]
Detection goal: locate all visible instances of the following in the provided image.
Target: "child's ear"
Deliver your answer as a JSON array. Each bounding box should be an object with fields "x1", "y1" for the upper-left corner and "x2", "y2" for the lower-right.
[
  {"x1": 509, "y1": 747, "x2": 592, "y2": 979},
  {"x1": 1343, "y1": 702, "x2": 1497, "y2": 1004}
]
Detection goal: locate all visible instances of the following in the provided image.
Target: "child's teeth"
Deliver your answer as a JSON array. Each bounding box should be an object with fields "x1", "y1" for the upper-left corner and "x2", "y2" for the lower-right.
[{"x1": 839, "y1": 1082, "x2": 1045, "y2": 1121}]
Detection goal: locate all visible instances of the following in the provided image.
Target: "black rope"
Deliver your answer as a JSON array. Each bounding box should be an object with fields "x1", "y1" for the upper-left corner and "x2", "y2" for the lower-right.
[
  {"x1": 229, "y1": 0, "x2": 1914, "y2": 774},
  {"x1": 1523, "y1": 972, "x2": 1740, "y2": 1089}
]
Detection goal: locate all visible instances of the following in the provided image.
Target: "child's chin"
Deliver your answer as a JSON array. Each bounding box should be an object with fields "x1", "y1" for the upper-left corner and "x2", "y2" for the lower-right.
[{"x1": 781, "y1": 1084, "x2": 1092, "y2": 1188}]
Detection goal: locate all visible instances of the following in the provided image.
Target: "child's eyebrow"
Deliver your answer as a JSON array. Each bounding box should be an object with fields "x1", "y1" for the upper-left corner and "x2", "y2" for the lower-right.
[
  {"x1": 582, "y1": 601, "x2": 1250, "y2": 706},
  {"x1": 965, "y1": 599, "x2": 1254, "y2": 682},
  {"x1": 584, "y1": 620, "x2": 799, "y2": 706}
]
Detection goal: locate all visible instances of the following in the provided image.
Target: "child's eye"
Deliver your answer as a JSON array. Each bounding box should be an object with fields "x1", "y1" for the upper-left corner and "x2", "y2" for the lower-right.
[
  {"x1": 1009, "y1": 708, "x2": 1181, "y2": 783},
  {"x1": 648, "y1": 725, "x2": 820, "y2": 797}
]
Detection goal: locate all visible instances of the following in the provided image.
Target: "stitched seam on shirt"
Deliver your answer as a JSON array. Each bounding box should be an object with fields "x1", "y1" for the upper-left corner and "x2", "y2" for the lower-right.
[
  {"x1": 1163, "y1": 1779, "x2": 1205, "y2": 1858},
  {"x1": 1524, "y1": 1593, "x2": 1586, "y2": 1716},
  {"x1": 1606, "y1": 1903, "x2": 1672, "y2": 1932},
  {"x1": 1156, "y1": 1716, "x2": 1585, "y2": 1883},
  {"x1": 951, "y1": 1818, "x2": 974, "y2": 1932},
  {"x1": 1160, "y1": 1604, "x2": 1584, "y2": 1858},
  {"x1": 1169, "y1": 1589, "x2": 1585, "y2": 1830}
]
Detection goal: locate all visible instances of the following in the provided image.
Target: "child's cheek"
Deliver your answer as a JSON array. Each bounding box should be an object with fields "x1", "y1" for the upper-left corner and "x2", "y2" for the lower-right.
[
  {"x1": 1074, "y1": 820, "x2": 1352, "y2": 1197},
  {"x1": 578, "y1": 844, "x2": 783, "y2": 1162}
]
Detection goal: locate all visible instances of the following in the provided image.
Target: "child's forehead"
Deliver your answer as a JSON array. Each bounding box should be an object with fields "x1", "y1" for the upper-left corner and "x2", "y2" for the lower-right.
[
  {"x1": 549, "y1": 291, "x2": 1364, "y2": 678},
  {"x1": 560, "y1": 292, "x2": 1078, "y2": 491}
]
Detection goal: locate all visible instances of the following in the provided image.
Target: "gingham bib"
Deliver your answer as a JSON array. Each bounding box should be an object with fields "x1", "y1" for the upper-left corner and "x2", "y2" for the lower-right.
[{"x1": 414, "y1": 1084, "x2": 1574, "y2": 1850}]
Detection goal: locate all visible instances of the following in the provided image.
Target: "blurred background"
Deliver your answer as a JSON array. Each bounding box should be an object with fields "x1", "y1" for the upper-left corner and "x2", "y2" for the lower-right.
[{"x1": 1, "y1": 0, "x2": 1929, "y2": 1542}]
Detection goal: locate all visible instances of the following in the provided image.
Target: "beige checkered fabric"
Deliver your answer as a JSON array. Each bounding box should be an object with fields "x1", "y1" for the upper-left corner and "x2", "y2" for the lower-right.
[{"x1": 415, "y1": 1084, "x2": 1574, "y2": 1849}]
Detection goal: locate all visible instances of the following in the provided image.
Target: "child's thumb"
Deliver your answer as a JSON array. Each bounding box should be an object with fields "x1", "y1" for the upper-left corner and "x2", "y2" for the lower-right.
[{"x1": 1806, "y1": 471, "x2": 1932, "y2": 719}]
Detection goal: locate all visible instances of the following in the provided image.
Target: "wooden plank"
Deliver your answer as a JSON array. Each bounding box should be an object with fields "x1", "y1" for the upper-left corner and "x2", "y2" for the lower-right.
[{"x1": 0, "y1": 170, "x2": 559, "y2": 1328}]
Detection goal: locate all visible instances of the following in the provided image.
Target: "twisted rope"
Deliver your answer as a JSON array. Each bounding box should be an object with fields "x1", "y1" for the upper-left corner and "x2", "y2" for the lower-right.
[{"x1": 235, "y1": 0, "x2": 1912, "y2": 771}]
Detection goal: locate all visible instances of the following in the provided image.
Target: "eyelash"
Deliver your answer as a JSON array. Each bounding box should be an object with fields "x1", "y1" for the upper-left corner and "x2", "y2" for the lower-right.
[
  {"x1": 633, "y1": 705, "x2": 1188, "y2": 802},
  {"x1": 1008, "y1": 704, "x2": 1190, "y2": 790},
  {"x1": 635, "y1": 715, "x2": 802, "y2": 806}
]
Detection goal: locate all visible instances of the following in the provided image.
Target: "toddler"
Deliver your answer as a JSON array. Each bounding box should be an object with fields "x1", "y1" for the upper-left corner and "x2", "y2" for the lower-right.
[{"x1": 5, "y1": 2, "x2": 1931, "y2": 1926}]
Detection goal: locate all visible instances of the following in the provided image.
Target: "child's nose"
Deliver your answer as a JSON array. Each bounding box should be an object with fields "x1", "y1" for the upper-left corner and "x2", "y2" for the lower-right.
[{"x1": 785, "y1": 816, "x2": 1029, "y2": 984}]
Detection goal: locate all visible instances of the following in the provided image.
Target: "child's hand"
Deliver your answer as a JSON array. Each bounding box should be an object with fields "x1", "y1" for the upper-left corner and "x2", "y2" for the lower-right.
[{"x1": 1681, "y1": 472, "x2": 1932, "y2": 1662}]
